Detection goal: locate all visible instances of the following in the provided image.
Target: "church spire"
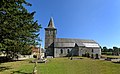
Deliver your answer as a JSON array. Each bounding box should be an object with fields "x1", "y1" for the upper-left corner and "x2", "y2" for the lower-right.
[{"x1": 47, "y1": 17, "x2": 55, "y2": 28}]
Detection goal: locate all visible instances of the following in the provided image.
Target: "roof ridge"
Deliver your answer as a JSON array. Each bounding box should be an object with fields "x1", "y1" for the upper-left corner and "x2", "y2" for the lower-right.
[{"x1": 56, "y1": 38, "x2": 95, "y2": 41}]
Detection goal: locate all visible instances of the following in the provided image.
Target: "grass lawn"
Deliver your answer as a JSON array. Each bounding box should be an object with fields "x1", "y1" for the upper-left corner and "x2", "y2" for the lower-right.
[
  {"x1": 0, "y1": 57, "x2": 120, "y2": 74},
  {"x1": 102, "y1": 55, "x2": 120, "y2": 58}
]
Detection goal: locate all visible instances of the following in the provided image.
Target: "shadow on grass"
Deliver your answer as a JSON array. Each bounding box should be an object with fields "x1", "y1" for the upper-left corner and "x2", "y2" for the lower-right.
[
  {"x1": 0, "y1": 66, "x2": 12, "y2": 72},
  {"x1": 11, "y1": 70, "x2": 32, "y2": 74},
  {"x1": 112, "y1": 62, "x2": 120, "y2": 64},
  {"x1": 0, "y1": 56, "x2": 26, "y2": 63}
]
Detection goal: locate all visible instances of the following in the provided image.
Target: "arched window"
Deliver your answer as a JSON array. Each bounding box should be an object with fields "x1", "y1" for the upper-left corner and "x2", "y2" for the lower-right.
[
  {"x1": 92, "y1": 49, "x2": 94, "y2": 53},
  {"x1": 48, "y1": 31, "x2": 51, "y2": 35},
  {"x1": 60, "y1": 49, "x2": 63, "y2": 54},
  {"x1": 67, "y1": 49, "x2": 70, "y2": 53}
]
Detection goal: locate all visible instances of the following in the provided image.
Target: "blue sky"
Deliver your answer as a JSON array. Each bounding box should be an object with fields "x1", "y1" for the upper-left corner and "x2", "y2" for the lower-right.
[{"x1": 26, "y1": 0, "x2": 120, "y2": 48}]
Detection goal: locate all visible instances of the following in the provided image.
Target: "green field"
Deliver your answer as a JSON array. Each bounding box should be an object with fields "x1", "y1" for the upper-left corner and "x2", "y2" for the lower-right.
[{"x1": 0, "y1": 57, "x2": 120, "y2": 74}]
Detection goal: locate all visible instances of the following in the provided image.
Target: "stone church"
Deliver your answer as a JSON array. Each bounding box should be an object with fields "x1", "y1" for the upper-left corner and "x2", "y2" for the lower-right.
[{"x1": 45, "y1": 17, "x2": 101, "y2": 58}]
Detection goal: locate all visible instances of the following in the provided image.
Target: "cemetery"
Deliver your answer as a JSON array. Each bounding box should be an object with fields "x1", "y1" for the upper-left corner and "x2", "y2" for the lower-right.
[{"x1": 0, "y1": 55, "x2": 120, "y2": 74}]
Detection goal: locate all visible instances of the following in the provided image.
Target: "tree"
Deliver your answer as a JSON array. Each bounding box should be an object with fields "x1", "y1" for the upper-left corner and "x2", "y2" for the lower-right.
[
  {"x1": 0, "y1": 0, "x2": 41, "y2": 60},
  {"x1": 102, "y1": 46, "x2": 108, "y2": 52},
  {"x1": 108, "y1": 48, "x2": 113, "y2": 52},
  {"x1": 113, "y1": 47, "x2": 119, "y2": 55}
]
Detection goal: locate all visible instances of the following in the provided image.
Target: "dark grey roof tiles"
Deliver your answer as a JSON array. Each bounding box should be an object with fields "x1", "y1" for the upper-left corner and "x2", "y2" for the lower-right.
[
  {"x1": 55, "y1": 38, "x2": 96, "y2": 43},
  {"x1": 54, "y1": 38, "x2": 99, "y2": 47},
  {"x1": 54, "y1": 42, "x2": 75, "y2": 47},
  {"x1": 76, "y1": 42, "x2": 85, "y2": 46}
]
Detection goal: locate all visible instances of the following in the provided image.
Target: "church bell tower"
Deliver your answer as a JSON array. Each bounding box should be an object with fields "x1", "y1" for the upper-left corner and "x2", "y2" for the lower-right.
[{"x1": 45, "y1": 17, "x2": 57, "y2": 55}]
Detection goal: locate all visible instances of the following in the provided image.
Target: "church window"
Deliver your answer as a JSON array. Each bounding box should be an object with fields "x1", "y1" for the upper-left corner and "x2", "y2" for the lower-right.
[
  {"x1": 48, "y1": 31, "x2": 51, "y2": 35},
  {"x1": 60, "y1": 49, "x2": 63, "y2": 54},
  {"x1": 67, "y1": 49, "x2": 70, "y2": 53},
  {"x1": 92, "y1": 49, "x2": 94, "y2": 52}
]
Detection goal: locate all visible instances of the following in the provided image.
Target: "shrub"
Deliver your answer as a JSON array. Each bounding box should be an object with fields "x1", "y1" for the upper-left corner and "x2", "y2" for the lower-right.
[
  {"x1": 102, "y1": 52, "x2": 113, "y2": 55},
  {"x1": 33, "y1": 55, "x2": 37, "y2": 58}
]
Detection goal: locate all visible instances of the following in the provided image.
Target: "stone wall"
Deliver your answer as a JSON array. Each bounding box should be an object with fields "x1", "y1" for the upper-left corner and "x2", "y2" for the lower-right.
[
  {"x1": 78, "y1": 47, "x2": 101, "y2": 58},
  {"x1": 54, "y1": 47, "x2": 101, "y2": 58},
  {"x1": 54, "y1": 48, "x2": 74, "y2": 57}
]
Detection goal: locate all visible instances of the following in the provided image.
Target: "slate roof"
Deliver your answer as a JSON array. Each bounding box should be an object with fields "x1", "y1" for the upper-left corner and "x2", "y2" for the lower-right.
[
  {"x1": 55, "y1": 38, "x2": 96, "y2": 43},
  {"x1": 54, "y1": 38, "x2": 100, "y2": 48},
  {"x1": 47, "y1": 17, "x2": 55, "y2": 28},
  {"x1": 54, "y1": 42, "x2": 75, "y2": 47}
]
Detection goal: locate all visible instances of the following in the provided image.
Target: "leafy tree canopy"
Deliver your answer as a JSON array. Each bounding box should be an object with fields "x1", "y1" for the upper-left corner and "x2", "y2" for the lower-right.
[{"x1": 0, "y1": 0, "x2": 41, "y2": 59}]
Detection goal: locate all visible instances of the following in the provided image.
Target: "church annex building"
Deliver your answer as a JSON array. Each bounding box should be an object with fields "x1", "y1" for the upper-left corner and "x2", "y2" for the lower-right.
[{"x1": 45, "y1": 18, "x2": 101, "y2": 59}]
